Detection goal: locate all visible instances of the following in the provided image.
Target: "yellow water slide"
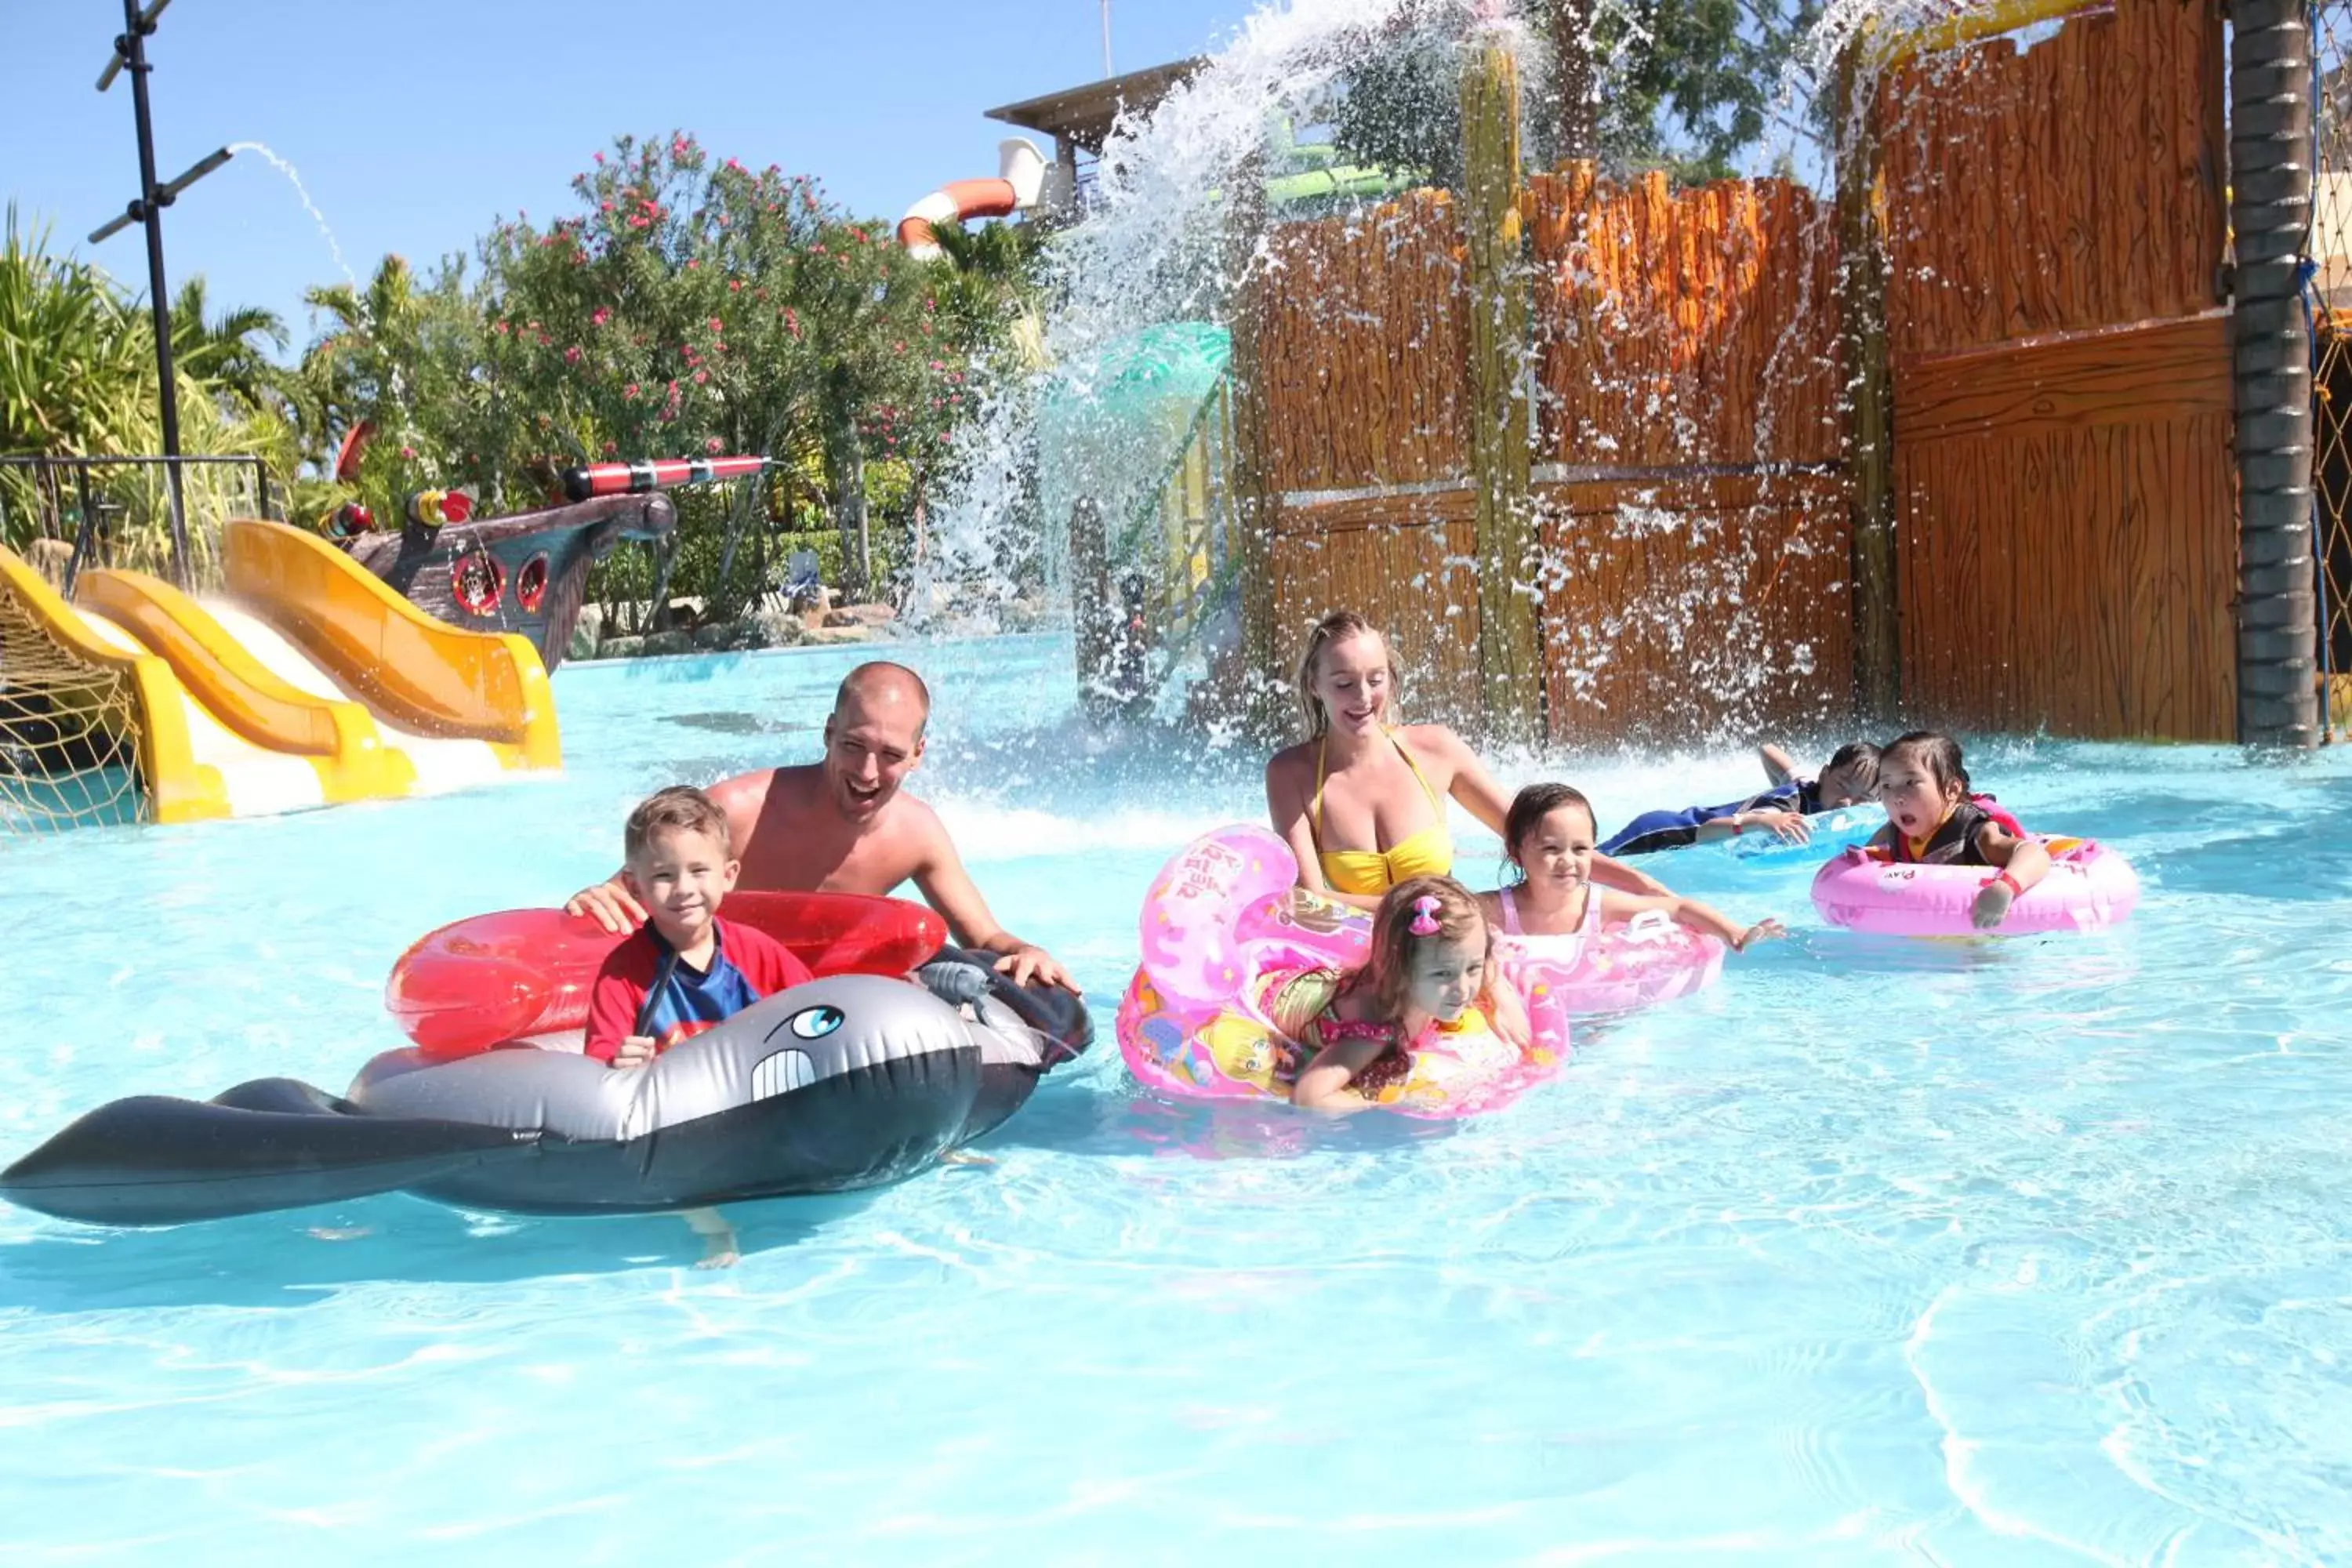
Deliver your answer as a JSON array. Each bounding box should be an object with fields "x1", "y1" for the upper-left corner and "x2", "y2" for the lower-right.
[{"x1": 0, "y1": 518, "x2": 559, "y2": 825}]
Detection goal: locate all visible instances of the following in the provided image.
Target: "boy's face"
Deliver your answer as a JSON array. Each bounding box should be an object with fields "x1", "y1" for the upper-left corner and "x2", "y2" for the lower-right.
[
  {"x1": 1817, "y1": 760, "x2": 1873, "y2": 809},
  {"x1": 624, "y1": 824, "x2": 739, "y2": 949}
]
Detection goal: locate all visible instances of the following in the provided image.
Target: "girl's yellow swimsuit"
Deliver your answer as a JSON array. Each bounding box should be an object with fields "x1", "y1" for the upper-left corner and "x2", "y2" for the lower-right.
[{"x1": 1312, "y1": 731, "x2": 1454, "y2": 895}]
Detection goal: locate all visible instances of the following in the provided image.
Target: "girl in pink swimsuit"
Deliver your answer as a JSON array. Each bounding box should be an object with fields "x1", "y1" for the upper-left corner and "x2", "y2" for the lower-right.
[{"x1": 1479, "y1": 783, "x2": 1786, "y2": 960}]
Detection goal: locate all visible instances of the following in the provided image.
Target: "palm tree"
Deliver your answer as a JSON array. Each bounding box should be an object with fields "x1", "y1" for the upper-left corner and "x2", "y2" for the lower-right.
[
  {"x1": 0, "y1": 205, "x2": 154, "y2": 458},
  {"x1": 169, "y1": 275, "x2": 290, "y2": 419}
]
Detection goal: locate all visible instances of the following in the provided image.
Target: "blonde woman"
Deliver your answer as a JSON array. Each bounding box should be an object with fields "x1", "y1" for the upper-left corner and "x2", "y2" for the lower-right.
[{"x1": 1263, "y1": 611, "x2": 1664, "y2": 911}]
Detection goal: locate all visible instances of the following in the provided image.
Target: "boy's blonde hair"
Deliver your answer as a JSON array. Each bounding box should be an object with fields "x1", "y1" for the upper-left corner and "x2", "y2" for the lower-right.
[{"x1": 624, "y1": 786, "x2": 733, "y2": 861}]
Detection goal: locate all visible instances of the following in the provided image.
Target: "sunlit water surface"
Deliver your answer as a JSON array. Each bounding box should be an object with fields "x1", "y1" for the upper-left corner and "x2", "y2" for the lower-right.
[{"x1": 3, "y1": 633, "x2": 2349, "y2": 1563}]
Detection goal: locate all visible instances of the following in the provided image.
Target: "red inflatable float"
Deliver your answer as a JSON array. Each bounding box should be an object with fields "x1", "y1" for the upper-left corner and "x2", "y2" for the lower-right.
[{"x1": 386, "y1": 891, "x2": 948, "y2": 1060}]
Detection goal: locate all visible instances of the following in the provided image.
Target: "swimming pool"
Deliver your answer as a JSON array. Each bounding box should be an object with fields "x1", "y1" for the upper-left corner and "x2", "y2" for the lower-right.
[{"x1": 3, "y1": 633, "x2": 2348, "y2": 1562}]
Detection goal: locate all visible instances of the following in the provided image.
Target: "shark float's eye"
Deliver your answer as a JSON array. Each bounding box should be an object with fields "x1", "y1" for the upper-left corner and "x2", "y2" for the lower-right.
[{"x1": 789, "y1": 1005, "x2": 844, "y2": 1040}]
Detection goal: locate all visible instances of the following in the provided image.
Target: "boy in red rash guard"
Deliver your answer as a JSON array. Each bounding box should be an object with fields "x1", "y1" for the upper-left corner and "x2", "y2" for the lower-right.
[
  {"x1": 584, "y1": 786, "x2": 815, "y2": 1068},
  {"x1": 584, "y1": 786, "x2": 815, "y2": 1268}
]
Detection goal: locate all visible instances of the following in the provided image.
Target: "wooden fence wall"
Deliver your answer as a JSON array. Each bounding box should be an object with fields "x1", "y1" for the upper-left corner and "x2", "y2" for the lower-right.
[
  {"x1": 1256, "y1": 175, "x2": 1851, "y2": 742},
  {"x1": 1526, "y1": 170, "x2": 1850, "y2": 742},
  {"x1": 1878, "y1": 0, "x2": 2234, "y2": 738}
]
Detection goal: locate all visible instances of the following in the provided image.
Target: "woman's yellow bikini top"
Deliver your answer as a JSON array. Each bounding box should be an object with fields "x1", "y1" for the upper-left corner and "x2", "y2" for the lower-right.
[{"x1": 1312, "y1": 731, "x2": 1454, "y2": 895}]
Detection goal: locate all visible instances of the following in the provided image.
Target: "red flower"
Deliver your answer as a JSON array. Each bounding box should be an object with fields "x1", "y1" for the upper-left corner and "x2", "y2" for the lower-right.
[
  {"x1": 624, "y1": 383, "x2": 640, "y2": 398},
  {"x1": 705, "y1": 437, "x2": 722, "y2": 453},
  {"x1": 602, "y1": 441, "x2": 618, "y2": 456},
  {"x1": 708, "y1": 318, "x2": 723, "y2": 332},
  {"x1": 564, "y1": 346, "x2": 583, "y2": 364},
  {"x1": 400, "y1": 445, "x2": 417, "y2": 459},
  {"x1": 590, "y1": 307, "x2": 611, "y2": 327},
  {"x1": 694, "y1": 369, "x2": 709, "y2": 384}
]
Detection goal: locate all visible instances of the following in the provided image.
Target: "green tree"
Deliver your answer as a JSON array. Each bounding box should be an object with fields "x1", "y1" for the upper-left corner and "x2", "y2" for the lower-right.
[{"x1": 1329, "y1": 0, "x2": 1825, "y2": 187}]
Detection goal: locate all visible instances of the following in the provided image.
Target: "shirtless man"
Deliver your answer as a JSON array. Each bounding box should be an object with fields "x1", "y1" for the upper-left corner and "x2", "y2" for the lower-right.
[{"x1": 567, "y1": 661, "x2": 1076, "y2": 991}]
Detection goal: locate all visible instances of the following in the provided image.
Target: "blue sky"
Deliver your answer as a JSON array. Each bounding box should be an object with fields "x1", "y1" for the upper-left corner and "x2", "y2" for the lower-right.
[{"x1": 5, "y1": 0, "x2": 1243, "y2": 351}]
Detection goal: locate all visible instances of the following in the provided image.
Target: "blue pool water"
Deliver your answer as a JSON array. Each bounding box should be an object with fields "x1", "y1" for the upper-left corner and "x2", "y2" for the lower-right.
[{"x1": 4, "y1": 633, "x2": 2350, "y2": 1563}]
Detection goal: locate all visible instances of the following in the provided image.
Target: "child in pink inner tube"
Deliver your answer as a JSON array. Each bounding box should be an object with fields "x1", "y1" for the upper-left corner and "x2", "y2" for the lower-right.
[
  {"x1": 1479, "y1": 782, "x2": 1785, "y2": 959},
  {"x1": 1287, "y1": 877, "x2": 1522, "y2": 1115},
  {"x1": 1860, "y1": 731, "x2": 2051, "y2": 930}
]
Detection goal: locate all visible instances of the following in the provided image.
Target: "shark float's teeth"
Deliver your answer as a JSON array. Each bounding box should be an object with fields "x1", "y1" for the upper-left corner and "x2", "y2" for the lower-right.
[{"x1": 750, "y1": 1048, "x2": 819, "y2": 1102}]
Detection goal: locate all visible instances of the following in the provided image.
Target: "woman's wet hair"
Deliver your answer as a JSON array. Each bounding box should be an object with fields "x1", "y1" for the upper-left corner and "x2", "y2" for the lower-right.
[
  {"x1": 1881, "y1": 731, "x2": 1968, "y2": 798},
  {"x1": 1501, "y1": 782, "x2": 1596, "y2": 876},
  {"x1": 1292, "y1": 610, "x2": 1401, "y2": 739}
]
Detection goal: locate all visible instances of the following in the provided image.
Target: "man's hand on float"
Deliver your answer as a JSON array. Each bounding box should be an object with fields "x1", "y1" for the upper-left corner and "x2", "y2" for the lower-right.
[
  {"x1": 564, "y1": 878, "x2": 646, "y2": 934},
  {"x1": 992, "y1": 943, "x2": 1079, "y2": 993}
]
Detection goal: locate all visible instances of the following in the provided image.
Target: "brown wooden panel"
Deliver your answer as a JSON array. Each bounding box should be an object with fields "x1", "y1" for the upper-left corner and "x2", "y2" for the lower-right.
[
  {"x1": 1894, "y1": 310, "x2": 2230, "y2": 442},
  {"x1": 1271, "y1": 515, "x2": 1483, "y2": 724},
  {"x1": 1880, "y1": 0, "x2": 2224, "y2": 359},
  {"x1": 1525, "y1": 169, "x2": 1843, "y2": 471},
  {"x1": 1896, "y1": 408, "x2": 2234, "y2": 739},
  {"x1": 1533, "y1": 470, "x2": 1854, "y2": 746},
  {"x1": 1256, "y1": 191, "x2": 1470, "y2": 495}
]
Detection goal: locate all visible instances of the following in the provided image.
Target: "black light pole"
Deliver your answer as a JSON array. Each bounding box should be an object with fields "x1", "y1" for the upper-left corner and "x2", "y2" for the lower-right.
[{"x1": 90, "y1": 0, "x2": 232, "y2": 589}]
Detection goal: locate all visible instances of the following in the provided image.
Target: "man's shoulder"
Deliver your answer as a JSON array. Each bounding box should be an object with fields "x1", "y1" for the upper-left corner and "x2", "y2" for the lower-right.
[{"x1": 712, "y1": 764, "x2": 818, "y2": 810}]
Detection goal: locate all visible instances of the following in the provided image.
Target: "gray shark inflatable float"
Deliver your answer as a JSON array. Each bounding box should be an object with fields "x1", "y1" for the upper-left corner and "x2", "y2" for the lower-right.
[{"x1": 1, "y1": 957, "x2": 1090, "y2": 1227}]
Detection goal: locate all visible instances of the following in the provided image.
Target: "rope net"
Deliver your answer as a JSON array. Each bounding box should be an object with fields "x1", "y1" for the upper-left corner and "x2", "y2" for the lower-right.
[
  {"x1": 2313, "y1": 1, "x2": 2352, "y2": 736},
  {"x1": 0, "y1": 575, "x2": 147, "y2": 832}
]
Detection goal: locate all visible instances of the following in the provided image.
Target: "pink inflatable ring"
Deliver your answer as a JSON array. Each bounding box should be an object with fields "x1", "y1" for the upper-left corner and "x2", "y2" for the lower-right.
[
  {"x1": 1116, "y1": 825, "x2": 1571, "y2": 1118},
  {"x1": 1810, "y1": 838, "x2": 2140, "y2": 936}
]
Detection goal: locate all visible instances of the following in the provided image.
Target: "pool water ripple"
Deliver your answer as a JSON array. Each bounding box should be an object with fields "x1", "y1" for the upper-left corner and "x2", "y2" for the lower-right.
[{"x1": 3, "y1": 636, "x2": 2350, "y2": 1560}]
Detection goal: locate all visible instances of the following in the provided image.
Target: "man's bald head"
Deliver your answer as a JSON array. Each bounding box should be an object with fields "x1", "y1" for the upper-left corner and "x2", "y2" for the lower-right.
[{"x1": 833, "y1": 661, "x2": 931, "y2": 737}]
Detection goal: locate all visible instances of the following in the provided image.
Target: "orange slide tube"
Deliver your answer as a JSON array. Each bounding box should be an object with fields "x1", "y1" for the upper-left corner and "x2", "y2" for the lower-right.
[
  {"x1": 74, "y1": 566, "x2": 418, "y2": 800},
  {"x1": 221, "y1": 519, "x2": 560, "y2": 769}
]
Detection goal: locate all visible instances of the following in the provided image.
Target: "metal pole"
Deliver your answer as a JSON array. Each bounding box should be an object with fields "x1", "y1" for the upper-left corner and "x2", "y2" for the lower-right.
[
  {"x1": 67, "y1": 466, "x2": 100, "y2": 597},
  {"x1": 252, "y1": 456, "x2": 270, "y2": 519},
  {"x1": 2228, "y1": 0, "x2": 2320, "y2": 746},
  {"x1": 118, "y1": 0, "x2": 191, "y2": 588},
  {"x1": 1101, "y1": 0, "x2": 1113, "y2": 78}
]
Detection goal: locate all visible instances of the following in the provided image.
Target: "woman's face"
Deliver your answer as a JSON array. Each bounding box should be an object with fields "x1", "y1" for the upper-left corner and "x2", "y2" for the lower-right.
[
  {"x1": 1875, "y1": 753, "x2": 1958, "y2": 840},
  {"x1": 1514, "y1": 804, "x2": 1597, "y2": 896},
  {"x1": 1404, "y1": 928, "x2": 1487, "y2": 1024},
  {"x1": 1312, "y1": 631, "x2": 1392, "y2": 735}
]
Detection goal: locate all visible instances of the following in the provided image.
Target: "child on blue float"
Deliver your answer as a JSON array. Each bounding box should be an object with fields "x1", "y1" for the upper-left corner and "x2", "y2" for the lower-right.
[
  {"x1": 1482, "y1": 783, "x2": 1784, "y2": 957},
  {"x1": 1599, "y1": 739, "x2": 1881, "y2": 855},
  {"x1": 583, "y1": 785, "x2": 815, "y2": 1266},
  {"x1": 1861, "y1": 731, "x2": 2050, "y2": 930},
  {"x1": 1289, "y1": 876, "x2": 1515, "y2": 1115}
]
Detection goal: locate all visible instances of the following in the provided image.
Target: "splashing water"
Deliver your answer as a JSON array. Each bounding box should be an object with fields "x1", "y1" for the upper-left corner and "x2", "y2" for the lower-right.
[
  {"x1": 912, "y1": 0, "x2": 1989, "y2": 738},
  {"x1": 227, "y1": 140, "x2": 358, "y2": 290},
  {"x1": 913, "y1": 0, "x2": 1443, "y2": 652}
]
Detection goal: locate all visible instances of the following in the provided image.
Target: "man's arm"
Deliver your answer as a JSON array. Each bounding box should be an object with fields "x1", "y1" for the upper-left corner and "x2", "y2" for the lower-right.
[
  {"x1": 565, "y1": 771, "x2": 767, "y2": 932},
  {"x1": 1759, "y1": 743, "x2": 1798, "y2": 786},
  {"x1": 906, "y1": 806, "x2": 1079, "y2": 993}
]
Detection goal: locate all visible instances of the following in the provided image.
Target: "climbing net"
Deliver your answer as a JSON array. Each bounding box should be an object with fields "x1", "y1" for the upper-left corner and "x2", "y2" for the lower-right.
[
  {"x1": 2313, "y1": 0, "x2": 2352, "y2": 736},
  {"x1": 0, "y1": 579, "x2": 145, "y2": 832}
]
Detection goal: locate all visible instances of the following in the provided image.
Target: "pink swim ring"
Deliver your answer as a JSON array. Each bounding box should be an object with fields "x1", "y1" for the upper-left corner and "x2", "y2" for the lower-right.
[
  {"x1": 1115, "y1": 825, "x2": 1570, "y2": 1118},
  {"x1": 1810, "y1": 837, "x2": 2140, "y2": 936}
]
